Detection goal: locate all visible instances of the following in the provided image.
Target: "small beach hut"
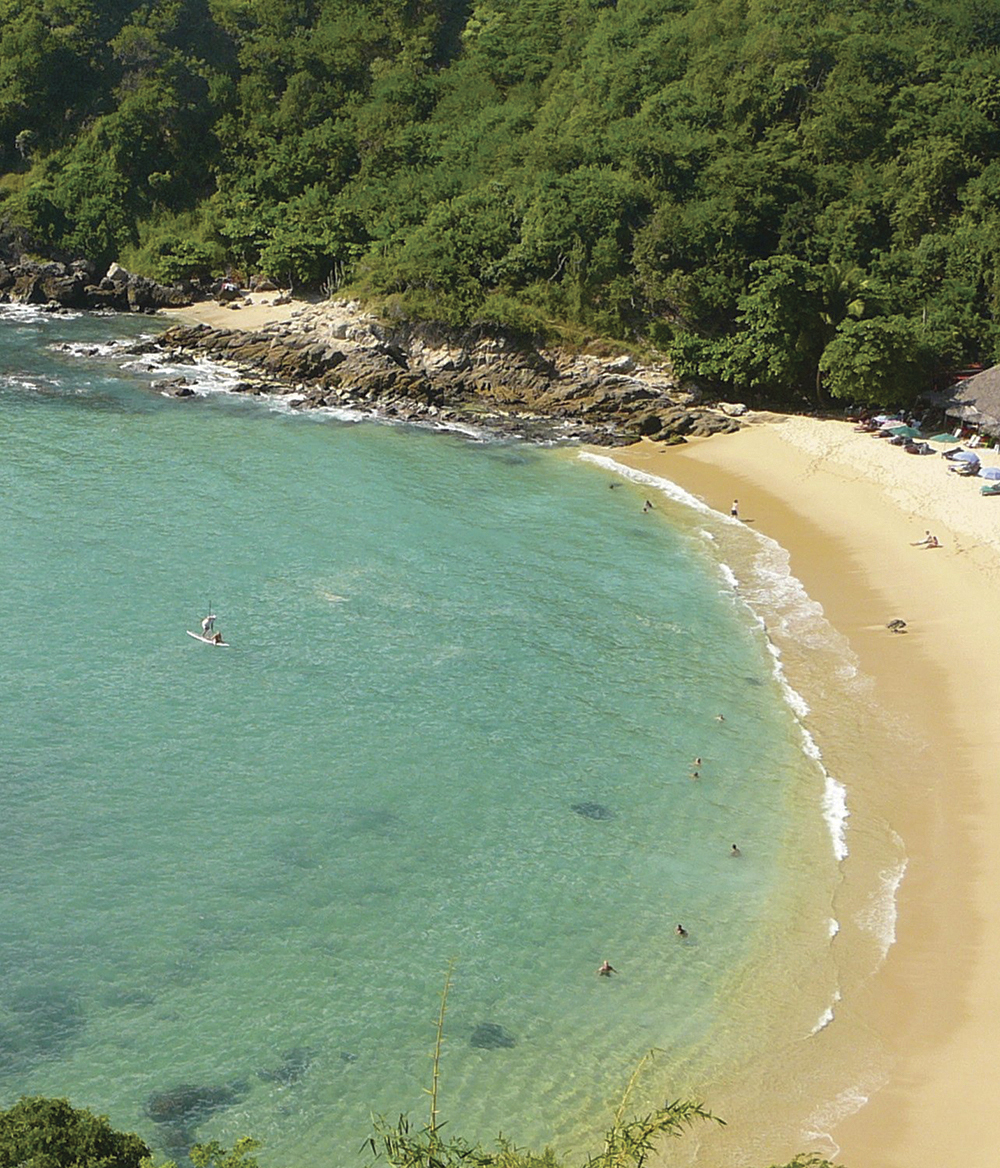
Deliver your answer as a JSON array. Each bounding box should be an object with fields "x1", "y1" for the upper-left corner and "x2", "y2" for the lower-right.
[{"x1": 925, "y1": 366, "x2": 1000, "y2": 440}]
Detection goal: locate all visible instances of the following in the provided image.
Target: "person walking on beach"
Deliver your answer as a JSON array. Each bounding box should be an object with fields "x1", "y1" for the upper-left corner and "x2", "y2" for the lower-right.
[
  {"x1": 730, "y1": 499, "x2": 739, "y2": 519},
  {"x1": 597, "y1": 960, "x2": 617, "y2": 976}
]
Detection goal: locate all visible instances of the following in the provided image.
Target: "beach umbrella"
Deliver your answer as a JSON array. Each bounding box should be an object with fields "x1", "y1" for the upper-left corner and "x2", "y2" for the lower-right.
[
  {"x1": 887, "y1": 425, "x2": 922, "y2": 438},
  {"x1": 980, "y1": 466, "x2": 1000, "y2": 480},
  {"x1": 953, "y1": 450, "x2": 981, "y2": 463},
  {"x1": 928, "y1": 432, "x2": 961, "y2": 443}
]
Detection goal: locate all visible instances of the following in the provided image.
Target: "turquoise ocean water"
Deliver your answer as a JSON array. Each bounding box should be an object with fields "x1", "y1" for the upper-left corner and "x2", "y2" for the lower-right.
[{"x1": 0, "y1": 307, "x2": 900, "y2": 1166}]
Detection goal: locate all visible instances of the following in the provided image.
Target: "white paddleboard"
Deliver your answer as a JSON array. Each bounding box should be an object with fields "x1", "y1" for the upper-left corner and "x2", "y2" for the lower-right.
[{"x1": 187, "y1": 630, "x2": 230, "y2": 647}]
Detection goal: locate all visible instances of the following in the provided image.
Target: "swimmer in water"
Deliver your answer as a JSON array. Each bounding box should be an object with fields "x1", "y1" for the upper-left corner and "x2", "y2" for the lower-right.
[
  {"x1": 731, "y1": 843, "x2": 741, "y2": 857},
  {"x1": 675, "y1": 924, "x2": 688, "y2": 938},
  {"x1": 597, "y1": 960, "x2": 617, "y2": 977}
]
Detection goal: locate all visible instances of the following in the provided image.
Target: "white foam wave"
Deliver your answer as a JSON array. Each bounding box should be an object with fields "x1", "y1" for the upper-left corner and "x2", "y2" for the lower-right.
[
  {"x1": 579, "y1": 452, "x2": 717, "y2": 516},
  {"x1": 809, "y1": 990, "x2": 841, "y2": 1035},
  {"x1": 802, "y1": 1082, "x2": 873, "y2": 1148},
  {"x1": 717, "y1": 561, "x2": 739, "y2": 591},
  {"x1": 0, "y1": 303, "x2": 85, "y2": 323},
  {"x1": 828, "y1": 917, "x2": 840, "y2": 938},
  {"x1": 52, "y1": 339, "x2": 129, "y2": 360},
  {"x1": 856, "y1": 856, "x2": 907, "y2": 962}
]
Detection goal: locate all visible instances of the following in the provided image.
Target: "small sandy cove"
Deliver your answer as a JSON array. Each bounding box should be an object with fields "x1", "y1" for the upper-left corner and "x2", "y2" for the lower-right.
[
  {"x1": 608, "y1": 418, "x2": 1000, "y2": 1168},
  {"x1": 165, "y1": 290, "x2": 1000, "y2": 1162}
]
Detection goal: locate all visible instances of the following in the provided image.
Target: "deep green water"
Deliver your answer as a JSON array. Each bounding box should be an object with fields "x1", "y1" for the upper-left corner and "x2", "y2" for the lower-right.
[{"x1": 1, "y1": 306, "x2": 857, "y2": 1165}]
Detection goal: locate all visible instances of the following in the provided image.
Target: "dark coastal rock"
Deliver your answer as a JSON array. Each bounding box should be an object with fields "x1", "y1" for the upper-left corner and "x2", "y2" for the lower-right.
[
  {"x1": 153, "y1": 316, "x2": 741, "y2": 446},
  {"x1": 152, "y1": 376, "x2": 195, "y2": 397},
  {"x1": 470, "y1": 1022, "x2": 516, "y2": 1049},
  {"x1": 1, "y1": 257, "x2": 192, "y2": 311},
  {"x1": 570, "y1": 801, "x2": 615, "y2": 821}
]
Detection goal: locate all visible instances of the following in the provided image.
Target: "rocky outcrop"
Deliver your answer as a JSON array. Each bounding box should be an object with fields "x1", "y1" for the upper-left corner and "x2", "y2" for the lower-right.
[
  {"x1": 0, "y1": 257, "x2": 194, "y2": 312},
  {"x1": 153, "y1": 308, "x2": 741, "y2": 445}
]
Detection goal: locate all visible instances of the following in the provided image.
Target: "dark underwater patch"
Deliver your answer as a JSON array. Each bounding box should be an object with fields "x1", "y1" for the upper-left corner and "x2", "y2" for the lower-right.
[
  {"x1": 470, "y1": 1022, "x2": 516, "y2": 1050},
  {"x1": 0, "y1": 983, "x2": 83, "y2": 1071},
  {"x1": 570, "y1": 801, "x2": 615, "y2": 821},
  {"x1": 257, "y1": 1046, "x2": 316, "y2": 1086}
]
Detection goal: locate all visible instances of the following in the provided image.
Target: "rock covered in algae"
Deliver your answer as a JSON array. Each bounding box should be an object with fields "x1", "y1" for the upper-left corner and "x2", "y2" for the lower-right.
[{"x1": 470, "y1": 1022, "x2": 516, "y2": 1049}]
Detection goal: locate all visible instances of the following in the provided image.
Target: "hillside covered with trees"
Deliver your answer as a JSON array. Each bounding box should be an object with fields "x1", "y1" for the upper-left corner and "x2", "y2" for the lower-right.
[{"x1": 4, "y1": 0, "x2": 1000, "y2": 403}]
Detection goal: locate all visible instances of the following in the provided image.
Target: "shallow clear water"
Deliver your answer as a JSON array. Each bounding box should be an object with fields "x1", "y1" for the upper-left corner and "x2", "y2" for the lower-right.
[{"x1": 1, "y1": 307, "x2": 864, "y2": 1165}]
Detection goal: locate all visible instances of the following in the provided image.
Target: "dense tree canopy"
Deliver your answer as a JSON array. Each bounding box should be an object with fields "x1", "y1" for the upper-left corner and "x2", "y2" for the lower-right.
[
  {"x1": 4, "y1": 0, "x2": 1000, "y2": 404},
  {"x1": 0, "y1": 1096, "x2": 149, "y2": 1168}
]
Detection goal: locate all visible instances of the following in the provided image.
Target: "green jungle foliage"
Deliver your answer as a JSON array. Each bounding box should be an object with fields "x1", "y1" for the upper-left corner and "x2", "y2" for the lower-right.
[
  {"x1": 5, "y1": 0, "x2": 1000, "y2": 404},
  {"x1": 0, "y1": 1098, "x2": 841, "y2": 1168},
  {"x1": 0, "y1": 1096, "x2": 150, "y2": 1168}
]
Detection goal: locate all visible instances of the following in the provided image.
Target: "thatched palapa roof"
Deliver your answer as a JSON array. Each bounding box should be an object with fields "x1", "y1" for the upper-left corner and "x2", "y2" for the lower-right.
[{"x1": 926, "y1": 365, "x2": 1000, "y2": 435}]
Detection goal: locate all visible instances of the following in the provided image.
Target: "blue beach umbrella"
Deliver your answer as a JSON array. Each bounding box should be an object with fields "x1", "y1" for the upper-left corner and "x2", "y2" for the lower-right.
[
  {"x1": 980, "y1": 466, "x2": 1000, "y2": 480},
  {"x1": 953, "y1": 450, "x2": 981, "y2": 463}
]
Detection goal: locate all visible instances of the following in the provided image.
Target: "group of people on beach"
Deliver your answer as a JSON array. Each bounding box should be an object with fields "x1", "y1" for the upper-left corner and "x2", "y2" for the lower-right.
[{"x1": 911, "y1": 530, "x2": 941, "y2": 548}]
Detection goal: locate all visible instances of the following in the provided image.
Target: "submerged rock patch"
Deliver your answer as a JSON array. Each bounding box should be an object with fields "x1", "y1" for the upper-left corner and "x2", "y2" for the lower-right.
[
  {"x1": 470, "y1": 1022, "x2": 516, "y2": 1050},
  {"x1": 570, "y1": 801, "x2": 615, "y2": 821}
]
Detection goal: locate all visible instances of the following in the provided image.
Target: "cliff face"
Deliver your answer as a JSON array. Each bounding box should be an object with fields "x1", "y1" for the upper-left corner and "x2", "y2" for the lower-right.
[{"x1": 154, "y1": 303, "x2": 742, "y2": 445}]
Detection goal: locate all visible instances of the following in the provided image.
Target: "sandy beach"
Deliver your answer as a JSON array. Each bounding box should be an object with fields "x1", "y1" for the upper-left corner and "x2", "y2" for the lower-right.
[
  {"x1": 159, "y1": 291, "x2": 310, "y2": 331},
  {"x1": 607, "y1": 421, "x2": 1000, "y2": 1167}
]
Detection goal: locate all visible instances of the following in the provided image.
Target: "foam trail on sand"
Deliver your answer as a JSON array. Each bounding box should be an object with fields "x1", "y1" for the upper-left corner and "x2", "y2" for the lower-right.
[
  {"x1": 810, "y1": 990, "x2": 842, "y2": 1035},
  {"x1": 857, "y1": 852, "x2": 908, "y2": 964},
  {"x1": 803, "y1": 1083, "x2": 875, "y2": 1152}
]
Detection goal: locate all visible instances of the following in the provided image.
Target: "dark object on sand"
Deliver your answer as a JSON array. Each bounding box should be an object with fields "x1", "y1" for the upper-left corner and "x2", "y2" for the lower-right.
[
  {"x1": 887, "y1": 619, "x2": 907, "y2": 633},
  {"x1": 470, "y1": 1022, "x2": 516, "y2": 1049},
  {"x1": 570, "y1": 801, "x2": 615, "y2": 821}
]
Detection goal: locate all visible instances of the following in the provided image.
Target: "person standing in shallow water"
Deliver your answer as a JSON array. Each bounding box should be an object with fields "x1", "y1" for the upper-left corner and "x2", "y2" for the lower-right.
[
  {"x1": 730, "y1": 499, "x2": 739, "y2": 519},
  {"x1": 597, "y1": 960, "x2": 617, "y2": 976}
]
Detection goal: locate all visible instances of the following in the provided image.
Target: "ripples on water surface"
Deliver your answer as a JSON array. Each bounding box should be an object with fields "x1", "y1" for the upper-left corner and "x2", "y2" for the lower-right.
[{"x1": 0, "y1": 307, "x2": 896, "y2": 1166}]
